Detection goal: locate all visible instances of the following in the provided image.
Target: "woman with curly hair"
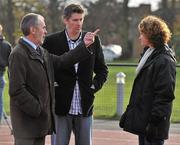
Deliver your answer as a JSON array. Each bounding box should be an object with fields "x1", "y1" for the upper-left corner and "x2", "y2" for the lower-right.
[{"x1": 120, "y1": 15, "x2": 176, "y2": 145}]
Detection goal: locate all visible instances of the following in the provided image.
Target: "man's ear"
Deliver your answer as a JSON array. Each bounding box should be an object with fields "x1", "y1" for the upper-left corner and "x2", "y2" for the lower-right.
[
  {"x1": 63, "y1": 18, "x2": 68, "y2": 25},
  {"x1": 30, "y1": 26, "x2": 36, "y2": 34}
]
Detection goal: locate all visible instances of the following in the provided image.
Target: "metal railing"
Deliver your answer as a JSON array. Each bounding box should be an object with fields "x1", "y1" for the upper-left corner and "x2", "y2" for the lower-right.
[{"x1": 107, "y1": 63, "x2": 180, "y2": 67}]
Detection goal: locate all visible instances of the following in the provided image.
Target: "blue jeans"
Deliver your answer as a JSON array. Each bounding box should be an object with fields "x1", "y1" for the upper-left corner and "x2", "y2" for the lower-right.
[
  {"x1": 139, "y1": 135, "x2": 164, "y2": 145},
  {"x1": 52, "y1": 114, "x2": 92, "y2": 145},
  {"x1": 0, "y1": 72, "x2": 5, "y2": 121}
]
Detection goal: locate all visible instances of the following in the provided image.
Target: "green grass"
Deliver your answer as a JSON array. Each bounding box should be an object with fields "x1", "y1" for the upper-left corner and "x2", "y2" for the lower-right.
[
  {"x1": 94, "y1": 66, "x2": 180, "y2": 122},
  {"x1": 3, "y1": 66, "x2": 180, "y2": 122},
  {"x1": 94, "y1": 66, "x2": 135, "y2": 118}
]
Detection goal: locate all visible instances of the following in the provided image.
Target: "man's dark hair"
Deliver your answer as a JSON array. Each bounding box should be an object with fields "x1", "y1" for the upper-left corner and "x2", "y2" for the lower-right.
[{"x1": 63, "y1": 4, "x2": 84, "y2": 19}]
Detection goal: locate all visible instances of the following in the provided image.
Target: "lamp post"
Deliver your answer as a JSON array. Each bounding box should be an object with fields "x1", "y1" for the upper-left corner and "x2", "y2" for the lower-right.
[{"x1": 116, "y1": 72, "x2": 126, "y2": 117}]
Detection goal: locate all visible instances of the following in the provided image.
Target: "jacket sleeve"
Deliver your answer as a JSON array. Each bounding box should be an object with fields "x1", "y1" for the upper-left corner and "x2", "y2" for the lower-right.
[
  {"x1": 51, "y1": 42, "x2": 93, "y2": 69},
  {"x1": 91, "y1": 36, "x2": 108, "y2": 93},
  {"x1": 9, "y1": 52, "x2": 42, "y2": 118},
  {"x1": 150, "y1": 56, "x2": 176, "y2": 125}
]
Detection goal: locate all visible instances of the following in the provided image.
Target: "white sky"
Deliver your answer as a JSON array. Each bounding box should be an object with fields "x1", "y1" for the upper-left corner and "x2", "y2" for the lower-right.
[
  {"x1": 68, "y1": 0, "x2": 162, "y2": 11},
  {"x1": 128, "y1": 0, "x2": 162, "y2": 11}
]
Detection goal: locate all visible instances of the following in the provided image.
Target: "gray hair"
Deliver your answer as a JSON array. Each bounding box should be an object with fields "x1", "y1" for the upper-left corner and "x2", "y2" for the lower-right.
[{"x1": 20, "y1": 13, "x2": 41, "y2": 36}]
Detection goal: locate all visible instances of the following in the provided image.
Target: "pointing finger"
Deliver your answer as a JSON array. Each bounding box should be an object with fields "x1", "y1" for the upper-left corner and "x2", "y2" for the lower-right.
[{"x1": 92, "y1": 28, "x2": 100, "y2": 35}]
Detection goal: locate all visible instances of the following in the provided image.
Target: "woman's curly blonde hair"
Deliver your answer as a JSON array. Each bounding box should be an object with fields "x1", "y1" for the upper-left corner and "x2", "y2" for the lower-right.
[{"x1": 138, "y1": 15, "x2": 172, "y2": 48}]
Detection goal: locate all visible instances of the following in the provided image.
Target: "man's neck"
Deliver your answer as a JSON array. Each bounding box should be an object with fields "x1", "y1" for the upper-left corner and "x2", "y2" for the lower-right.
[
  {"x1": 66, "y1": 30, "x2": 81, "y2": 41},
  {"x1": 25, "y1": 35, "x2": 39, "y2": 46},
  {"x1": 23, "y1": 37, "x2": 37, "y2": 49}
]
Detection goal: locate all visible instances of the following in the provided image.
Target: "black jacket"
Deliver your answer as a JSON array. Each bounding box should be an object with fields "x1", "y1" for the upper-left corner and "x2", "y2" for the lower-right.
[
  {"x1": 42, "y1": 30, "x2": 108, "y2": 116},
  {"x1": 120, "y1": 45, "x2": 176, "y2": 140},
  {"x1": 0, "y1": 36, "x2": 11, "y2": 72},
  {"x1": 9, "y1": 38, "x2": 92, "y2": 138}
]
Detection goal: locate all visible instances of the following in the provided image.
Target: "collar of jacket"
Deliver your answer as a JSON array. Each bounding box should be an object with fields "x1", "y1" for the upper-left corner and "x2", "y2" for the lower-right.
[
  {"x1": 147, "y1": 44, "x2": 176, "y2": 63},
  {"x1": 136, "y1": 44, "x2": 176, "y2": 78},
  {"x1": 19, "y1": 38, "x2": 44, "y2": 64}
]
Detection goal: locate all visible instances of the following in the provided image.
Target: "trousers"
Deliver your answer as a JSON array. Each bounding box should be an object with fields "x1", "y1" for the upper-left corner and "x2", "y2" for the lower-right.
[
  {"x1": 52, "y1": 114, "x2": 92, "y2": 145},
  {"x1": 0, "y1": 72, "x2": 5, "y2": 121},
  {"x1": 139, "y1": 135, "x2": 164, "y2": 145}
]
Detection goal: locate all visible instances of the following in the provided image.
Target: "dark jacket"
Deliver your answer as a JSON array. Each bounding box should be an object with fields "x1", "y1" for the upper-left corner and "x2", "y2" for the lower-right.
[
  {"x1": 42, "y1": 30, "x2": 108, "y2": 116},
  {"x1": 120, "y1": 45, "x2": 176, "y2": 140},
  {"x1": 8, "y1": 38, "x2": 92, "y2": 138},
  {"x1": 0, "y1": 36, "x2": 11, "y2": 72}
]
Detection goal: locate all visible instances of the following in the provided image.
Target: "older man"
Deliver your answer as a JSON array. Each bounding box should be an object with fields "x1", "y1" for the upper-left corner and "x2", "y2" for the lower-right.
[{"x1": 8, "y1": 13, "x2": 99, "y2": 145}]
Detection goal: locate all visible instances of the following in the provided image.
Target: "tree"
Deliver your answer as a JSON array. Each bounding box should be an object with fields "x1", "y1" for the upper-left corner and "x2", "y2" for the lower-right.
[
  {"x1": 84, "y1": 0, "x2": 132, "y2": 58},
  {"x1": 0, "y1": 0, "x2": 6, "y2": 30},
  {"x1": 10, "y1": 0, "x2": 47, "y2": 44},
  {"x1": 84, "y1": 0, "x2": 123, "y2": 44},
  {"x1": 47, "y1": 0, "x2": 62, "y2": 32},
  {"x1": 120, "y1": 0, "x2": 130, "y2": 58},
  {"x1": 6, "y1": 0, "x2": 15, "y2": 44},
  {"x1": 157, "y1": 0, "x2": 175, "y2": 31},
  {"x1": 0, "y1": 0, "x2": 15, "y2": 44}
]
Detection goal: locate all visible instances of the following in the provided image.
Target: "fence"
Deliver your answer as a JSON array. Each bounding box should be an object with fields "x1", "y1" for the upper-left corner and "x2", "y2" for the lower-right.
[
  {"x1": 3, "y1": 63, "x2": 180, "y2": 122},
  {"x1": 94, "y1": 63, "x2": 180, "y2": 123}
]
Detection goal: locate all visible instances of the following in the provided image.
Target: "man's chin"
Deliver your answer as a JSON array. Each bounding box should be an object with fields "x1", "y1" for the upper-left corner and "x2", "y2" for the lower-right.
[
  {"x1": 76, "y1": 29, "x2": 81, "y2": 32},
  {"x1": 41, "y1": 38, "x2": 45, "y2": 45}
]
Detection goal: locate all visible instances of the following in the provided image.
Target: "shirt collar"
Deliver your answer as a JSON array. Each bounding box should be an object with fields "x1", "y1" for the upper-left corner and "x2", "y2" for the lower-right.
[
  {"x1": 22, "y1": 37, "x2": 37, "y2": 50},
  {"x1": 65, "y1": 29, "x2": 82, "y2": 43}
]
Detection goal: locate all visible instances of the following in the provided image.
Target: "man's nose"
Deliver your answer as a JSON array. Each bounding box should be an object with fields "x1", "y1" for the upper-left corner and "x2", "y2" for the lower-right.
[{"x1": 44, "y1": 29, "x2": 47, "y2": 34}]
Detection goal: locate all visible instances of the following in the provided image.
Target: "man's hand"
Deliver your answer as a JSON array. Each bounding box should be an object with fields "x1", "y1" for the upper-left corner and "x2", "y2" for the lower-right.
[
  {"x1": 145, "y1": 123, "x2": 158, "y2": 142},
  {"x1": 84, "y1": 29, "x2": 100, "y2": 47}
]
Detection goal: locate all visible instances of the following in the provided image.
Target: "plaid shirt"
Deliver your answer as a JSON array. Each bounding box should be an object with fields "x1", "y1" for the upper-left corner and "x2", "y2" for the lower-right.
[{"x1": 65, "y1": 30, "x2": 83, "y2": 115}]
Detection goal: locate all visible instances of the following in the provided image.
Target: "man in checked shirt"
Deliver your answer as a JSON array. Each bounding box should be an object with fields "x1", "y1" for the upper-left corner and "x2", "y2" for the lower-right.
[{"x1": 43, "y1": 3, "x2": 108, "y2": 145}]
